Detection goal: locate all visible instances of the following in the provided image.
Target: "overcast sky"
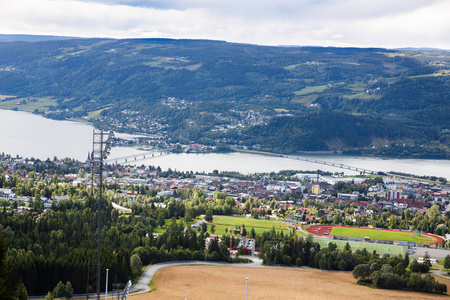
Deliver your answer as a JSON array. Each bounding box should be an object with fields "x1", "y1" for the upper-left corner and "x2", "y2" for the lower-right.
[{"x1": 0, "y1": 0, "x2": 449, "y2": 49}]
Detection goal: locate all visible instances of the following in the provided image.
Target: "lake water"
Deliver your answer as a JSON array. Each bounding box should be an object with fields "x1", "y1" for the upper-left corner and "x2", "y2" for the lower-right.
[
  {"x1": 134, "y1": 152, "x2": 450, "y2": 179},
  {"x1": 0, "y1": 109, "x2": 144, "y2": 160},
  {"x1": 1, "y1": 109, "x2": 449, "y2": 179}
]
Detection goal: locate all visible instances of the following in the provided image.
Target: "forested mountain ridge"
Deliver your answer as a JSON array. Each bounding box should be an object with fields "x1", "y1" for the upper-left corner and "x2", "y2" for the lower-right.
[
  {"x1": 0, "y1": 36, "x2": 448, "y2": 157},
  {"x1": 244, "y1": 111, "x2": 433, "y2": 153},
  {"x1": 0, "y1": 34, "x2": 76, "y2": 43}
]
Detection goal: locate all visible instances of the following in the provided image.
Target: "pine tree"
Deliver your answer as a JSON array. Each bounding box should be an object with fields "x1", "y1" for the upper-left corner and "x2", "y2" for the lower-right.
[
  {"x1": 403, "y1": 251, "x2": 410, "y2": 268},
  {"x1": 423, "y1": 251, "x2": 432, "y2": 267},
  {"x1": 52, "y1": 281, "x2": 66, "y2": 298},
  {"x1": 241, "y1": 224, "x2": 247, "y2": 236},
  {"x1": 45, "y1": 291, "x2": 54, "y2": 300},
  {"x1": 15, "y1": 278, "x2": 28, "y2": 300},
  {"x1": 0, "y1": 232, "x2": 15, "y2": 300},
  {"x1": 444, "y1": 254, "x2": 450, "y2": 270},
  {"x1": 64, "y1": 281, "x2": 73, "y2": 299}
]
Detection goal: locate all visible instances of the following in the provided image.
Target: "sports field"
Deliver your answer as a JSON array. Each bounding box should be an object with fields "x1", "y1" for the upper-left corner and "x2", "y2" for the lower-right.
[
  {"x1": 211, "y1": 216, "x2": 293, "y2": 235},
  {"x1": 314, "y1": 239, "x2": 405, "y2": 255},
  {"x1": 306, "y1": 225, "x2": 442, "y2": 245},
  {"x1": 330, "y1": 226, "x2": 436, "y2": 243}
]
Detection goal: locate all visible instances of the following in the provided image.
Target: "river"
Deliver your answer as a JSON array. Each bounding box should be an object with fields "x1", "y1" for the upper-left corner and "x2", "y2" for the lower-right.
[{"x1": 1, "y1": 109, "x2": 449, "y2": 179}]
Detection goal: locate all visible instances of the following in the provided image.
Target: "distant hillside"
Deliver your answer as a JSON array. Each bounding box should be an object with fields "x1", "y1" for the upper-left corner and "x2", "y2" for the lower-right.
[
  {"x1": 244, "y1": 111, "x2": 427, "y2": 153},
  {"x1": 0, "y1": 34, "x2": 79, "y2": 42},
  {"x1": 365, "y1": 77, "x2": 450, "y2": 128},
  {"x1": 0, "y1": 38, "x2": 408, "y2": 108},
  {"x1": 0, "y1": 37, "x2": 448, "y2": 157}
]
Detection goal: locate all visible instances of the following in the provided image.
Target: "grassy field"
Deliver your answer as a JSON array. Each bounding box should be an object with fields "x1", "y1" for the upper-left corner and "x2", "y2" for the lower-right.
[
  {"x1": 314, "y1": 238, "x2": 405, "y2": 255},
  {"x1": 129, "y1": 265, "x2": 450, "y2": 300},
  {"x1": 330, "y1": 227, "x2": 436, "y2": 243},
  {"x1": 274, "y1": 108, "x2": 289, "y2": 113},
  {"x1": 142, "y1": 56, "x2": 194, "y2": 70},
  {"x1": 283, "y1": 64, "x2": 301, "y2": 70},
  {"x1": 293, "y1": 85, "x2": 328, "y2": 95},
  {"x1": 211, "y1": 216, "x2": 292, "y2": 235},
  {"x1": 154, "y1": 219, "x2": 181, "y2": 233},
  {"x1": 154, "y1": 216, "x2": 303, "y2": 237},
  {"x1": 87, "y1": 106, "x2": 112, "y2": 119},
  {"x1": 343, "y1": 92, "x2": 365, "y2": 99},
  {"x1": 343, "y1": 92, "x2": 382, "y2": 100},
  {"x1": 291, "y1": 94, "x2": 319, "y2": 104},
  {"x1": 154, "y1": 217, "x2": 204, "y2": 234},
  {"x1": 0, "y1": 96, "x2": 57, "y2": 112},
  {"x1": 409, "y1": 69, "x2": 450, "y2": 78}
]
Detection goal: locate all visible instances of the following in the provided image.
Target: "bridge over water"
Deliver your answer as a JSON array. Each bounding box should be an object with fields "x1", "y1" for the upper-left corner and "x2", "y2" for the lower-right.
[
  {"x1": 108, "y1": 150, "x2": 378, "y2": 174},
  {"x1": 105, "y1": 150, "x2": 171, "y2": 164},
  {"x1": 282, "y1": 155, "x2": 378, "y2": 175}
]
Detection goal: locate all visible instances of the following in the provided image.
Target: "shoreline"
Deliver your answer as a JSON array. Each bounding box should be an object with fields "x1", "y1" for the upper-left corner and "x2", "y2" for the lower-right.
[{"x1": 1, "y1": 108, "x2": 449, "y2": 176}]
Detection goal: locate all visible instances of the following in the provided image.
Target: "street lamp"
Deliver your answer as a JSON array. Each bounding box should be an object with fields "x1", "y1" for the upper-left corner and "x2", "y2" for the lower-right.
[
  {"x1": 91, "y1": 129, "x2": 114, "y2": 300},
  {"x1": 245, "y1": 278, "x2": 248, "y2": 300},
  {"x1": 105, "y1": 269, "x2": 109, "y2": 300}
]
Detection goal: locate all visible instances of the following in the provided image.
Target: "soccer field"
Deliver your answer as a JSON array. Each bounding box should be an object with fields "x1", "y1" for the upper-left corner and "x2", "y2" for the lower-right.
[
  {"x1": 211, "y1": 216, "x2": 292, "y2": 235},
  {"x1": 314, "y1": 239, "x2": 406, "y2": 255},
  {"x1": 330, "y1": 227, "x2": 436, "y2": 243}
]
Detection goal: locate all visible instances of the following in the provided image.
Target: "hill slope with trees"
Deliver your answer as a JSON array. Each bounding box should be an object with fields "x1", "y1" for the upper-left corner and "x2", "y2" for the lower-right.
[{"x1": 0, "y1": 36, "x2": 448, "y2": 157}]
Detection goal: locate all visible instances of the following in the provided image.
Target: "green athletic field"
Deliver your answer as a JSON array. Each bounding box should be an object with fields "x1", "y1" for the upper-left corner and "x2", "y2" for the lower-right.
[
  {"x1": 330, "y1": 227, "x2": 436, "y2": 243},
  {"x1": 314, "y1": 239, "x2": 406, "y2": 255},
  {"x1": 211, "y1": 216, "x2": 293, "y2": 235},
  {"x1": 153, "y1": 216, "x2": 299, "y2": 236}
]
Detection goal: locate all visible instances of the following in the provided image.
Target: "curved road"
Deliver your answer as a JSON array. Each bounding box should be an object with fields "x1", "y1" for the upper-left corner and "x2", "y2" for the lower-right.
[
  {"x1": 432, "y1": 270, "x2": 450, "y2": 278},
  {"x1": 129, "y1": 256, "x2": 263, "y2": 295},
  {"x1": 28, "y1": 257, "x2": 262, "y2": 300}
]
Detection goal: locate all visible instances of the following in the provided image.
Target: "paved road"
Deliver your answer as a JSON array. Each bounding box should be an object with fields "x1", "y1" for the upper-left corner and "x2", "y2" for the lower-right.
[
  {"x1": 411, "y1": 247, "x2": 450, "y2": 259},
  {"x1": 432, "y1": 269, "x2": 450, "y2": 279},
  {"x1": 129, "y1": 256, "x2": 263, "y2": 295},
  {"x1": 442, "y1": 201, "x2": 450, "y2": 217},
  {"x1": 28, "y1": 257, "x2": 262, "y2": 299}
]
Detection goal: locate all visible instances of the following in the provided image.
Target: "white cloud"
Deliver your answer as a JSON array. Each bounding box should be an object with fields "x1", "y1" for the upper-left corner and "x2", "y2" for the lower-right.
[
  {"x1": 332, "y1": 34, "x2": 344, "y2": 40},
  {"x1": 0, "y1": 0, "x2": 449, "y2": 48}
]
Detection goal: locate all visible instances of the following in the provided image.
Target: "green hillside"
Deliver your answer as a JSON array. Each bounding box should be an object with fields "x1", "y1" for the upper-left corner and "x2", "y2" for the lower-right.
[
  {"x1": 244, "y1": 111, "x2": 428, "y2": 153},
  {"x1": 0, "y1": 37, "x2": 448, "y2": 157}
]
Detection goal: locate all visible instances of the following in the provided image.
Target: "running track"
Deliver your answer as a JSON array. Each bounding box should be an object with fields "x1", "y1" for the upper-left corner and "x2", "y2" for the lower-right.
[{"x1": 306, "y1": 225, "x2": 444, "y2": 245}]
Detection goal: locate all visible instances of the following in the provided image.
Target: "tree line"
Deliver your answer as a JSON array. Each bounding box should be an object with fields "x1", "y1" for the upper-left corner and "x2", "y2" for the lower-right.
[{"x1": 259, "y1": 232, "x2": 446, "y2": 295}]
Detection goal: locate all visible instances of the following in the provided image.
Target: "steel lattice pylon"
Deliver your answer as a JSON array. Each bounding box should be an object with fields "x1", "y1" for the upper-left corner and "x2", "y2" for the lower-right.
[{"x1": 88, "y1": 129, "x2": 114, "y2": 300}]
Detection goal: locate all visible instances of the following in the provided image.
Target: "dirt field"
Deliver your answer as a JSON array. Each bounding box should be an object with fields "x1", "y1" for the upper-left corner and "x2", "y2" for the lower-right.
[{"x1": 128, "y1": 265, "x2": 450, "y2": 300}]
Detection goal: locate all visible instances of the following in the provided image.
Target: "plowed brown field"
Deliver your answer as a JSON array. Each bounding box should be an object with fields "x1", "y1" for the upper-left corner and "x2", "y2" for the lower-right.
[{"x1": 128, "y1": 265, "x2": 450, "y2": 300}]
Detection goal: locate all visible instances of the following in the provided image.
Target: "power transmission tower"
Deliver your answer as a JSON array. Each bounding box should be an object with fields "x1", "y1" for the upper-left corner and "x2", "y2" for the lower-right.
[{"x1": 87, "y1": 129, "x2": 114, "y2": 300}]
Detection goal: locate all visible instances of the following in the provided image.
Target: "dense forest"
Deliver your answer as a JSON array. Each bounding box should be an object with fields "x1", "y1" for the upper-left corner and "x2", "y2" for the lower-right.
[
  {"x1": 243, "y1": 111, "x2": 429, "y2": 153},
  {"x1": 0, "y1": 36, "x2": 449, "y2": 156},
  {"x1": 0, "y1": 193, "x2": 233, "y2": 296}
]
